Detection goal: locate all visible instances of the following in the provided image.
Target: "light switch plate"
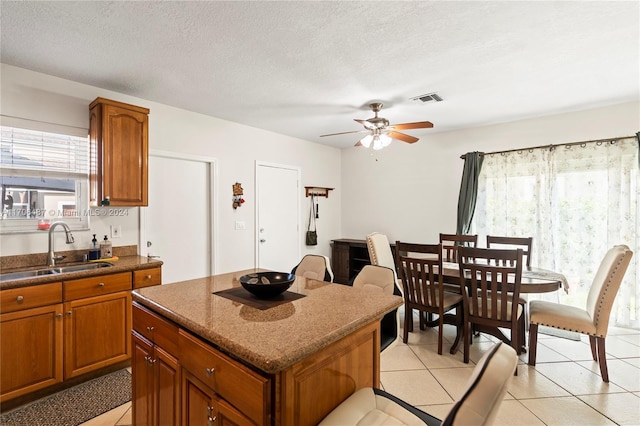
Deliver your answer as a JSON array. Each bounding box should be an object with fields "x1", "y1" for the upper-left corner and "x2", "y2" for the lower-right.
[{"x1": 235, "y1": 221, "x2": 246, "y2": 230}]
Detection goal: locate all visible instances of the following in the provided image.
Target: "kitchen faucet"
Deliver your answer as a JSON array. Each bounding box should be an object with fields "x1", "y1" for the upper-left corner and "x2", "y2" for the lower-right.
[{"x1": 47, "y1": 221, "x2": 75, "y2": 267}]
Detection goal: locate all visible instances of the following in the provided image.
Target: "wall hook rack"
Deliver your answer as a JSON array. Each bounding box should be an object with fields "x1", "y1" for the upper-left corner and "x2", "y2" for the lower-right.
[{"x1": 304, "y1": 186, "x2": 334, "y2": 198}]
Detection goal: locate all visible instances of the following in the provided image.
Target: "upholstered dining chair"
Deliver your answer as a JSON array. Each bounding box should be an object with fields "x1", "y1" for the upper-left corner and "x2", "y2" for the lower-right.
[
  {"x1": 486, "y1": 236, "x2": 533, "y2": 267},
  {"x1": 319, "y1": 341, "x2": 518, "y2": 426},
  {"x1": 395, "y1": 242, "x2": 463, "y2": 355},
  {"x1": 458, "y1": 247, "x2": 524, "y2": 363},
  {"x1": 366, "y1": 232, "x2": 400, "y2": 287},
  {"x1": 439, "y1": 233, "x2": 478, "y2": 263},
  {"x1": 291, "y1": 254, "x2": 334, "y2": 282},
  {"x1": 352, "y1": 265, "x2": 401, "y2": 351},
  {"x1": 528, "y1": 244, "x2": 633, "y2": 382}
]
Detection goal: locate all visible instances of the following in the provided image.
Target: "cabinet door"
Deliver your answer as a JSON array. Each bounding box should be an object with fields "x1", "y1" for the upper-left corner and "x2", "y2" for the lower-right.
[
  {"x1": 132, "y1": 332, "x2": 155, "y2": 426},
  {"x1": 156, "y1": 345, "x2": 180, "y2": 426},
  {"x1": 213, "y1": 396, "x2": 256, "y2": 426},
  {"x1": 64, "y1": 291, "x2": 132, "y2": 378},
  {"x1": 0, "y1": 304, "x2": 63, "y2": 402},
  {"x1": 182, "y1": 371, "x2": 216, "y2": 426}
]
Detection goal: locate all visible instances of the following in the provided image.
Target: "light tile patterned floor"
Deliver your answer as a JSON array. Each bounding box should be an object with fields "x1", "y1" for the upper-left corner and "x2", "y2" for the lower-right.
[{"x1": 84, "y1": 316, "x2": 640, "y2": 426}]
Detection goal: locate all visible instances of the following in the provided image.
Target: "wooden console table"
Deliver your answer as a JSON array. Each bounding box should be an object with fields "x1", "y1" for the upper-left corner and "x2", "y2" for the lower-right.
[{"x1": 331, "y1": 239, "x2": 396, "y2": 285}]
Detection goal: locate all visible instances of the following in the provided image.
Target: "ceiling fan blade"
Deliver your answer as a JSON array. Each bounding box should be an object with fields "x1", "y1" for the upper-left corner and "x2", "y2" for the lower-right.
[
  {"x1": 354, "y1": 118, "x2": 376, "y2": 130},
  {"x1": 388, "y1": 121, "x2": 433, "y2": 130},
  {"x1": 354, "y1": 141, "x2": 363, "y2": 147},
  {"x1": 320, "y1": 129, "x2": 369, "y2": 137},
  {"x1": 387, "y1": 131, "x2": 419, "y2": 144}
]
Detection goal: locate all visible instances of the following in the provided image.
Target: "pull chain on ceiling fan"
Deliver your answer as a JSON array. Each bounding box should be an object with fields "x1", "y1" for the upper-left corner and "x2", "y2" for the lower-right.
[{"x1": 320, "y1": 102, "x2": 433, "y2": 149}]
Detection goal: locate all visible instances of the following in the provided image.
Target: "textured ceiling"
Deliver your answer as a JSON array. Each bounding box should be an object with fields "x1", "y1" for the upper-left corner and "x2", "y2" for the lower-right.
[{"x1": 1, "y1": 1, "x2": 638, "y2": 149}]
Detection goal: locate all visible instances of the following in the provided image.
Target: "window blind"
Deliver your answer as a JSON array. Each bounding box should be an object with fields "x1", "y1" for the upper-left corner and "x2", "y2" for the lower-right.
[{"x1": 0, "y1": 126, "x2": 89, "y2": 177}]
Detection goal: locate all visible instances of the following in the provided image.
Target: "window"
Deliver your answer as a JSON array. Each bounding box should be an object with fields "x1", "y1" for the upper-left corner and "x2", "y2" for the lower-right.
[
  {"x1": 472, "y1": 137, "x2": 639, "y2": 329},
  {"x1": 1, "y1": 126, "x2": 89, "y2": 233}
]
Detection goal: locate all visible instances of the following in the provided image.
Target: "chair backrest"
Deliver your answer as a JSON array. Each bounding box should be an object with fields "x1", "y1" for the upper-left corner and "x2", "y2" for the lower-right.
[
  {"x1": 395, "y1": 242, "x2": 443, "y2": 310},
  {"x1": 352, "y1": 265, "x2": 395, "y2": 294},
  {"x1": 487, "y1": 236, "x2": 533, "y2": 267},
  {"x1": 586, "y1": 245, "x2": 633, "y2": 336},
  {"x1": 440, "y1": 233, "x2": 478, "y2": 262},
  {"x1": 366, "y1": 232, "x2": 398, "y2": 280},
  {"x1": 291, "y1": 254, "x2": 334, "y2": 282},
  {"x1": 442, "y1": 342, "x2": 518, "y2": 426},
  {"x1": 458, "y1": 247, "x2": 523, "y2": 323}
]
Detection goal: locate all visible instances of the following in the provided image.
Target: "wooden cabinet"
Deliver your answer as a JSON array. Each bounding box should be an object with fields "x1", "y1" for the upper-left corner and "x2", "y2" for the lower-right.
[
  {"x1": 134, "y1": 267, "x2": 162, "y2": 289},
  {"x1": 89, "y1": 97, "x2": 149, "y2": 206},
  {"x1": 132, "y1": 303, "x2": 265, "y2": 426},
  {"x1": 0, "y1": 302, "x2": 63, "y2": 402}
]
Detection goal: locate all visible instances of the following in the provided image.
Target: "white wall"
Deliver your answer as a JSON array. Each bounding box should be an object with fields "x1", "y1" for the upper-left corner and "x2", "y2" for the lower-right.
[
  {"x1": 341, "y1": 101, "x2": 639, "y2": 244},
  {"x1": 0, "y1": 64, "x2": 342, "y2": 273}
]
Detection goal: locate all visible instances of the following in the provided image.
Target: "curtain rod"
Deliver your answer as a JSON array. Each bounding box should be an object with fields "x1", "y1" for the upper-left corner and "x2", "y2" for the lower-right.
[{"x1": 460, "y1": 134, "x2": 637, "y2": 159}]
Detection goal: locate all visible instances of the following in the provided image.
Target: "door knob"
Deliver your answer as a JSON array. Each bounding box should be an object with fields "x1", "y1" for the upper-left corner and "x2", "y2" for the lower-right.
[{"x1": 260, "y1": 239, "x2": 266, "y2": 243}]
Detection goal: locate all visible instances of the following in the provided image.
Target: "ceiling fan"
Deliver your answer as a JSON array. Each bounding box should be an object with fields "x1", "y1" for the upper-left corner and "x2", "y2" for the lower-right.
[{"x1": 320, "y1": 102, "x2": 433, "y2": 149}]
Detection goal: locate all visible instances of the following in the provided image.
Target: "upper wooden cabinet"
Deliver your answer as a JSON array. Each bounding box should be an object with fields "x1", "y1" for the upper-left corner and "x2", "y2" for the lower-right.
[{"x1": 89, "y1": 97, "x2": 149, "y2": 206}]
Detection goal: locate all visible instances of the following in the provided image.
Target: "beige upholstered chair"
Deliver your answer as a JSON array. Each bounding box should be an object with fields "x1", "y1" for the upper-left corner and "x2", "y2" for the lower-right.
[
  {"x1": 395, "y1": 242, "x2": 463, "y2": 355},
  {"x1": 291, "y1": 254, "x2": 334, "y2": 282},
  {"x1": 528, "y1": 244, "x2": 633, "y2": 382},
  {"x1": 366, "y1": 232, "x2": 398, "y2": 282},
  {"x1": 353, "y1": 265, "x2": 400, "y2": 351},
  {"x1": 319, "y1": 342, "x2": 517, "y2": 426}
]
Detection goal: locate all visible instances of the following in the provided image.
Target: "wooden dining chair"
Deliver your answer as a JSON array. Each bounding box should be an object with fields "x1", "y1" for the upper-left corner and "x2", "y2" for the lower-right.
[
  {"x1": 528, "y1": 245, "x2": 633, "y2": 382},
  {"x1": 458, "y1": 247, "x2": 524, "y2": 363},
  {"x1": 487, "y1": 236, "x2": 533, "y2": 267},
  {"x1": 395, "y1": 242, "x2": 463, "y2": 355},
  {"x1": 440, "y1": 233, "x2": 478, "y2": 262}
]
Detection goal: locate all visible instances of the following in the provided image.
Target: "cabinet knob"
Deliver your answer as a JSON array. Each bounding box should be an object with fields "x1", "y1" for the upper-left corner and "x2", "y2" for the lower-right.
[
  {"x1": 146, "y1": 275, "x2": 152, "y2": 280},
  {"x1": 208, "y1": 416, "x2": 217, "y2": 425},
  {"x1": 66, "y1": 311, "x2": 72, "y2": 316},
  {"x1": 205, "y1": 367, "x2": 215, "y2": 377},
  {"x1": 56, "y1": 313, "x2": 63, "y2": 319},
  {"x1": 146, "y1": 326, "x2": 155, "y2": 332},
  {"x1": 98, "y1": 282, "x2": 105, "y2": 287},
  {"x1": 16, "y1": 295, "x2": 24, "y2": 303}
]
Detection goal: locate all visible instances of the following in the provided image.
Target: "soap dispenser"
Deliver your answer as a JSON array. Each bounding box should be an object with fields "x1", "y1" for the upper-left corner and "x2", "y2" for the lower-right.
[{"x1": 100, "y1": 235, "x2": 112, "y2": 259}]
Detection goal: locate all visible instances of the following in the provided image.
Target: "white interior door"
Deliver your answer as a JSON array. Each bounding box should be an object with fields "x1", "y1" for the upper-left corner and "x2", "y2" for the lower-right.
[
  {"x1": 141, "y1": 152, "x2": 216, "y2": 284},
  {"x1": 256, "y1": 162, "x2": 300, "y2": 272}
]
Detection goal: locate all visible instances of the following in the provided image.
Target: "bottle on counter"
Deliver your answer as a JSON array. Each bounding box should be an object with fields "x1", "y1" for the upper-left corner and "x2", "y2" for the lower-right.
[
  {"x1": 100, "y1": 235, "x2": 112, "y2": 259},
  {"x1": 89, "y1": 234, "x2": 100, "y2": 260}
]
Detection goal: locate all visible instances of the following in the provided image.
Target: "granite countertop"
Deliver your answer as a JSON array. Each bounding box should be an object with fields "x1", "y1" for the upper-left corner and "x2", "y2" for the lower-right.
[
  {"x1": 133, "y1": 268, "x2": 403, "y2": 374},
  {"x1": 0, "y1": 255, "x2": 163, "y2": 290}
]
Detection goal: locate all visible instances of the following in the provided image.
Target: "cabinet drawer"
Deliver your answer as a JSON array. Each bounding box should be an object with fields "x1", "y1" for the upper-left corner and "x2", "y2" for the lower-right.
[
  {"x1": 1, "y1": 283, "x2": 62, "y2": 313},
  {"x1": 179, "y1": 330, "x2": 269, "y2": 425},
  {"x1": 64, "y1": 272, "x2": 132, "y2": 301},
  {"x1": 133, "y1": 267, "x2": 161, "y2": 289},
  {"x1": 132, "y1": 303, "x2": 179, "y2": 354}
]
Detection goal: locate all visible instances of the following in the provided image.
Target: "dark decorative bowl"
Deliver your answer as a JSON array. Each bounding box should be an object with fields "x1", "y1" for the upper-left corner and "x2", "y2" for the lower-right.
[{"x1": 239, "y1": 272, "x2": 295, "y2": 299}]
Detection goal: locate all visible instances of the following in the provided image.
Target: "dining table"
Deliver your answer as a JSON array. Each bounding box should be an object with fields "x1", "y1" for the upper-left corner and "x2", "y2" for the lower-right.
[{"x1": 434, "y1": 261, "x2": 569, "y2": 353}]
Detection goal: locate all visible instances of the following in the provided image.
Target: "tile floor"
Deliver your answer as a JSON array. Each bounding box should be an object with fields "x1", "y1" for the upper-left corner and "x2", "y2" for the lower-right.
[{"x1": 83, "y1": 315, "x2": 640, "y2": 426}]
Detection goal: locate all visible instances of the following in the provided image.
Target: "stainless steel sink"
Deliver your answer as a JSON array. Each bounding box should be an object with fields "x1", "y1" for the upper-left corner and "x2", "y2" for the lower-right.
[
  {"x1": 0, "y1": 262, "x2": 113, "y2": 282},
  {"x1": 51, "y1": 262, "x2": 112, "y2": 273}
]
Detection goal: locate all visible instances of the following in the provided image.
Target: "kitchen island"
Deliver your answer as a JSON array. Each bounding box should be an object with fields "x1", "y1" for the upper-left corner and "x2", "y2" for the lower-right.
[{"x1": 131, "y1": 268, "x2": 403, "y2": 426}]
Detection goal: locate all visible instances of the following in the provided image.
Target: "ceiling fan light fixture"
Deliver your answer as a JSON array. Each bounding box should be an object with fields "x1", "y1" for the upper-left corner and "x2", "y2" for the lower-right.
[{"x1": 360, "y1": 134, "x2": 373, "y2": 148}]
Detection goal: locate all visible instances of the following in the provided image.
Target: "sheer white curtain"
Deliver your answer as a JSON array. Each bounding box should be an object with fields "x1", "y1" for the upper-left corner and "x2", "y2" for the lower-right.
[{"x1": 473, "y1": 137, "x2": 639, "y2": 329}]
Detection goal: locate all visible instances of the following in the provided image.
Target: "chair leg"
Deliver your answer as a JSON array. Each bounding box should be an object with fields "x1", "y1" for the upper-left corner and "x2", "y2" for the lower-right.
[
  {"x1": 528, "y1": 323, "x2": 538, "y2": 366},
  {"x1": 596, "y1": 336, "x2": 609, "y2": 383},
  {"x1": 463, "y1": 319, "x2": 470, "y2": 364},
  {"x1": 437, "y1": 322, "x2": 443, "y2": 355},
  {"x1": 402, "y1": 307, "x2": 410, "y2": 343},
  {"x1": 589, "y1": 335, "x2": 598, "y2": 361},
  {"x1": 449, "y1": 307, "x2": 463, "y2": 355}
]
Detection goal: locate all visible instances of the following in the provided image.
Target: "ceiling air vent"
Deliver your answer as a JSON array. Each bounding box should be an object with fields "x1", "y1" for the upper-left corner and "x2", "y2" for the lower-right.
[{"x1": 411, "y1": 92, "x2": 443, "y2": 103}]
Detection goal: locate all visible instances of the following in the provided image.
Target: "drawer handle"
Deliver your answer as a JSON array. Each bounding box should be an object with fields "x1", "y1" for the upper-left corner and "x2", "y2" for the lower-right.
[
  {"x1": 16, "y1": 295, "x2": 24, "y2": 303},
  {"x1": 205, "y1": 367, "x2": 215, "y2": 377},
  {"x1": 146, "y1": 275, "x2": 152, "y2": 280},
  {"x1": 98, "y1": 282, "x2": 105, "y2": 287},
  {"x1": 146, "y1": 326, "x2": 155, "y2": 332}
]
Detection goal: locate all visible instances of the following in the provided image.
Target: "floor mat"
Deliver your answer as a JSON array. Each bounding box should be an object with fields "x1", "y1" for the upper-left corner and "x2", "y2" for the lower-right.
[{"x1": 0, "y1": 369, "x2": 131, "y2": 426}]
